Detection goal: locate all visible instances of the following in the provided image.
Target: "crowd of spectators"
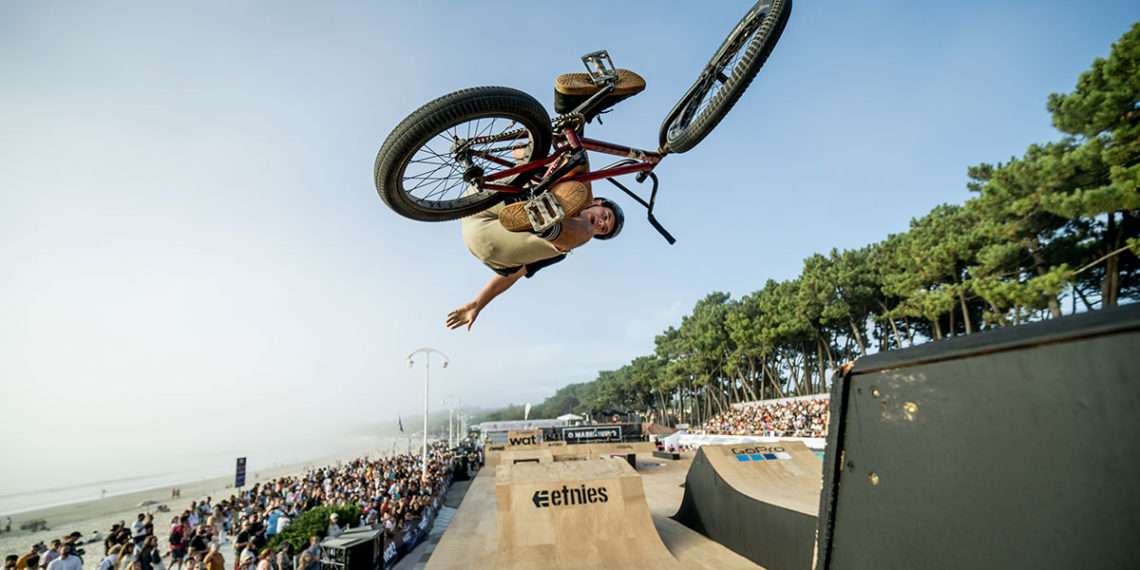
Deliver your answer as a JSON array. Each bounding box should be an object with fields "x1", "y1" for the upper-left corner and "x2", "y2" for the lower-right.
[
  {"x1": 697, "y1": 398, "x2": 829, "y2": 437},
  {"x1": 4, "y1": 442, "x2": 467, "y2": 570}
]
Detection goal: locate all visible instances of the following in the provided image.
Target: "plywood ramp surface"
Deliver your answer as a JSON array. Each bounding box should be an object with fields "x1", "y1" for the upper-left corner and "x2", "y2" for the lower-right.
[
  {"x1": 423, "y1": 469, "x2": 499, "y2": 569},
  {"x1": 653, "y1": 515, "x2": 766, "y2": 570},
  {"x1": 674, "y1": 442, "x2": 821, "y2": 570},
  {"x1": 427, "y1": 453, "x2": 767, "y2": 570},
  {"x1": 495, "y1": 458, "x2": 684, "y2": 569},
  {"x1": 697, "y1": 441, "x2": 821, "y2": 515}
]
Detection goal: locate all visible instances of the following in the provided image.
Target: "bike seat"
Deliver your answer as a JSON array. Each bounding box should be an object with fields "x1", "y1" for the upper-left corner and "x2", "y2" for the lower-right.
[{"x1": 554, "y1": 69, "x2": 646, "y2": 117}]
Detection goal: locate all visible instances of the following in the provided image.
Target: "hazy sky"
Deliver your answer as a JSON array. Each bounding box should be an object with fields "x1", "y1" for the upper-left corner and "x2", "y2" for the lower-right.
[{"x1": 2, "y1": 1, "x2": 1136, "y2": 490}]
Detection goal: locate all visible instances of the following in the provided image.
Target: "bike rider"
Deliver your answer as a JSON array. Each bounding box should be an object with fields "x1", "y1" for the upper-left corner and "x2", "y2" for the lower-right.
[
  {"x1": 381, "y1": 4, "x2": 792, "y2": 332},
  {"x1": 446, "y1": 163, "x2": 624, "y2": 331}
]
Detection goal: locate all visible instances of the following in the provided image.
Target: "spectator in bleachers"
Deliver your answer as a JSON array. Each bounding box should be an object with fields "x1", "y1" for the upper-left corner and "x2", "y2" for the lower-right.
[{"x1": 697, "y1": 398, "x2": 829, "y2": 437}]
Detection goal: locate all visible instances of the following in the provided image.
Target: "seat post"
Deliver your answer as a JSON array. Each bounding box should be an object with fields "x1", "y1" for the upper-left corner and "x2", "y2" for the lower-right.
[{"x1": 568, "y1": 81, "x2": 617, "y2": 119}]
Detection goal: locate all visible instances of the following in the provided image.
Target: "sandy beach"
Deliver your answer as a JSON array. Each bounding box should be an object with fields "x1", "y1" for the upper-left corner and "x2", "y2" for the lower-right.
[{"x1": 0, "y1": 446, "x2": 394, "y2": 564}]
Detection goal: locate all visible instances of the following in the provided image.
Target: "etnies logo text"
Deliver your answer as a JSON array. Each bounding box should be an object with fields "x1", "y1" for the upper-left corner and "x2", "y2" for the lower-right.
[{"x1": 531, "y1": 485, "x2": 609, "y2": 508}]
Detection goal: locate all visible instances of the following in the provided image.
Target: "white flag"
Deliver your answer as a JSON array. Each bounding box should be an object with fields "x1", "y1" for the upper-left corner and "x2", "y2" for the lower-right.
[{"x1": 524, "y1": 403, "x2": 532, "y2": 420}]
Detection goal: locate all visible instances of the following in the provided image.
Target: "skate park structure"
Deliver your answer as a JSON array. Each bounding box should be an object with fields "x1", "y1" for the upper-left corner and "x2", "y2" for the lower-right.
[
  {"x1": 421, "y1": 304, "x2": 1140, "y2": 569},
  {"x1": 425, "y1": 446, "x2": 768, "y2": 570},
  {"x1": 675, "y1": 441, "x2": 820, "y2": 570}
]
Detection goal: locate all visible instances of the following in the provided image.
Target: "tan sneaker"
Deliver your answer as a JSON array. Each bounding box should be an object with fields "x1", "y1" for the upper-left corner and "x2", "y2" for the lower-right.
[{"x1": 499, "y1": 181, "x2": 593, "y2": 232}]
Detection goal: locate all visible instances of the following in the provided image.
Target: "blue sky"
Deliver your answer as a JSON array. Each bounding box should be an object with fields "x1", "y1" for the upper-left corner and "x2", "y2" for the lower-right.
[{"x1": 2, "y1": 1, "x2": 1137, "y2": 485}]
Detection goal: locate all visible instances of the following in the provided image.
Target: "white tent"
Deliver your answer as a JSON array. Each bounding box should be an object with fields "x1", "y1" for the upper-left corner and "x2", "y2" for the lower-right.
[{"x1": 556, "y1": 413, "x2": 584, "y2": 421}]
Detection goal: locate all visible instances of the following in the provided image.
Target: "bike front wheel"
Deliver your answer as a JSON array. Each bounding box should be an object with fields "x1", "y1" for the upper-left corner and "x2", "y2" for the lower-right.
[
  {"x1": 660, "y1": 0, "x2": 792, "y2": 153},
  {"x1": 374, "y1": 87, "x2": 553, "y2": 222}
]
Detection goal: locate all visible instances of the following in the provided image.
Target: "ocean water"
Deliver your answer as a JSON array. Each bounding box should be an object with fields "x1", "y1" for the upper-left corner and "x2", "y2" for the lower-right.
[
  {"x1": 0, "y1": 469, "x2": 224, "y2": 516},
  {"x1": 0, "y1": 433, "x2": 404, "y2": 516}
]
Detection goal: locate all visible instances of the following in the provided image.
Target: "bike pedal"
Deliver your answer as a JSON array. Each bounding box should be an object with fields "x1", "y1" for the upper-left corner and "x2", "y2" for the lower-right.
[
  {"x1": 524, "y1": 192, "x2": 565, "y2": 233},
  {"x1": 581, "y1": 50, "x2": 618, "y2": 85}
]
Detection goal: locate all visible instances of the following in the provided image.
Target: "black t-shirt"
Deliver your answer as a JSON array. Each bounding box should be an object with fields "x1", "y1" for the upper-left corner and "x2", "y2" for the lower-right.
[
  {"x1": 188, "y1": 535, "x2": 208, "y2": 553},
  {"x1": 137, "y1": 549, "x2": 159, "y2": 570},
  {"x1": 234, "y1": 530, "x2": 250, "y2": 546},
  {"x1": 488, "y1": 254, "x2": 567, "y2": 279}
]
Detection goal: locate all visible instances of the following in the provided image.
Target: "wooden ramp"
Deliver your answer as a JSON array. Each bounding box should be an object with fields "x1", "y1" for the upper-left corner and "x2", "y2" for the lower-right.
[
  {"x1": 674, "y1": 441, "x2": 821, "y2": 570},
  {"x1": 495, "y1": 458, "x2": 684, "y2": 569},
  {"x1": 427, "y1": 454, "x2": 762, "y2": 570}
]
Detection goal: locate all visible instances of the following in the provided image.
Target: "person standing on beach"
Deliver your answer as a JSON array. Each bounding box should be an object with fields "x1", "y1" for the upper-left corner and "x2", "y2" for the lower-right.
[
  {"x1": 204, "y1": 514, "x2": 219, "y2": 544},
  {"x1": 168, "y1": 517, "x2": 187, "y2": 570},
  {"x1": 274, "y1": 543, "x2": 292, "y2": 570},
  {"x1": 187, "y1": 528, "x2": 209, "y2": 562},
  {"x1": 187, "y1": 505, "x2": 200, "y2": 529},
  {"x1": 272, "y1": 510, "x2": 289, "y2": 537},
  {"x1": 15, "y1": 546, "x2": 39, "y2": 570},
  {"x1": 39, "y1": 540, "x2": 61, "y2": 569},
  {"x1": 112, "y1": 524, "x2": 131, "y2": 552},
  {"x1": 131, "y1": 514, "x2": 147, "y2": 548},
  {"x1": 296, "y1": 536, "x2": 319, "y2": 570},
  {"x1": 96, "y1": 545, "x2": 123, "y2": 570},
  {"x1": 105, "y1": 524, "x2": 122, "y2": 556},
  {"x1": 116, "y1": 542, "x2": 136, "y2": 570},
  {"x1": 326, "y1": 514, "x2": 342, "y2": 539},
  {"x1": 237, "y1": 546, "x2": 256, "y2": 570},
  {"x1": 254, "y1": 550, "x2": 273, "y2": 570},
  {"x1": 45, "y1": 545, "x2": 80, "y2": 570},
  {"x1": 136, "y1": 537, "x2": 163, "y2": 570},
  {"x1": 202, "y1": 544, "x2": 223, "y2": 570},
  {"x1": 247, "y1": 521, "x2": 266, "y2": 555},
  {"x1": 264, "y1": 505, "x2": 283, "y2": 540},
  {"x1": 233, "y1": 521, "x2": 251, "y2": 561}
]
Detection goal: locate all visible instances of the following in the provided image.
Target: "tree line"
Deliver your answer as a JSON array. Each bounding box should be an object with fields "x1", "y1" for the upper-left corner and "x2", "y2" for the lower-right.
[{"x1": 478, "y1": 23, "x2": 1140, "y2": 427}]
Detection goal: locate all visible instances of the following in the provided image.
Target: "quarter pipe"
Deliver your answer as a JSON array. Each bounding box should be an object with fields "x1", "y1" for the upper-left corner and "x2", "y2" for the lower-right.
[{"x1": 674, "y1": 441, "x2": 821, "y2": 570}]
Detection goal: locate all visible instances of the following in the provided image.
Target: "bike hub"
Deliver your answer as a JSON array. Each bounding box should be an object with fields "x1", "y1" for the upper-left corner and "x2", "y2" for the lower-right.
[{"x1": 462, "y1": 164, "x2": 484, "y2": 184}]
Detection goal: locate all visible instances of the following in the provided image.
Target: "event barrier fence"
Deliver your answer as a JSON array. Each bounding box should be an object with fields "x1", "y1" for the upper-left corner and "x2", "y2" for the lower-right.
[{"x1": 379, "y1": 474, "x2": 452, "y2": 569}]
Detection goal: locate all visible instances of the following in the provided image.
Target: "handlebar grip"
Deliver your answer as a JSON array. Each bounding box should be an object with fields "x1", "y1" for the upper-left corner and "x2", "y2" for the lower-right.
[{"x1": 648, "y1": 215, "x2": 677, "y2": 245}]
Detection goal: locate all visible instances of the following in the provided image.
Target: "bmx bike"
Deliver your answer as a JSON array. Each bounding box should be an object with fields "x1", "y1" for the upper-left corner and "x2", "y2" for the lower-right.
[{"x1": 373, "y1": 0, "x2": 792, "y2": 244}]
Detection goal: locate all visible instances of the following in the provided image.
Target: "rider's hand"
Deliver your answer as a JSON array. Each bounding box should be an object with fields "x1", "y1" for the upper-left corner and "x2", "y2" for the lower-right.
[{"x1": 446, "y1": 302, "x2": 481, "y2": 331}]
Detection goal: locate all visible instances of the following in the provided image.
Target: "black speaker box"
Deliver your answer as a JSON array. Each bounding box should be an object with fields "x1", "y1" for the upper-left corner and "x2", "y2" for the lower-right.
[{"x1": 322, "y1": 527, "x2": 382, "y2": 570}]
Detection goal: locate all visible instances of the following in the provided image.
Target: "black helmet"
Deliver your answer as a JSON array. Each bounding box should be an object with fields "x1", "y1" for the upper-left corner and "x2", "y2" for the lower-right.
[{"x1": 593, "y1": 197, "x2": 624, "y2": 240}]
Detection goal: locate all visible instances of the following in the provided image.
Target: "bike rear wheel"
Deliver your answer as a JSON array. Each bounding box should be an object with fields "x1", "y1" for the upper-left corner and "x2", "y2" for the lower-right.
[
  {"x1": 374, "y1": 86, "x2": 552, "y2": 222},
  {"x1": 660, "y1": 0, "x2": 792, "y2": 153}
]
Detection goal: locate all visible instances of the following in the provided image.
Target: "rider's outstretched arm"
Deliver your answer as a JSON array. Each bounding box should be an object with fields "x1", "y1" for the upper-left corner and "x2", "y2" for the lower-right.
[{"x1": 446, "y1": 267, "x2": 526, "y2": 331}]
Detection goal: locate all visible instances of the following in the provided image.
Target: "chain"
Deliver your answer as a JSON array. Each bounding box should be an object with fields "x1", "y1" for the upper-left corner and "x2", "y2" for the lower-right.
[
  {"x1": 552, "y1": 113, "x2": 585, "y2": 131},
  {"x1": 463, "y1": 128, "x2": 528, "y2": 147}
]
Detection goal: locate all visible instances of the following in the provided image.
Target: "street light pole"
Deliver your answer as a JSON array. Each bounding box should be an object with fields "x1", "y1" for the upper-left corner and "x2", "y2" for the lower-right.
[
  {"x1": 407, "y1": 348, "x2": 450, "y2": 482},
  {"x1": 442, "y1": 394, "x2": 460, "y2": 448}
]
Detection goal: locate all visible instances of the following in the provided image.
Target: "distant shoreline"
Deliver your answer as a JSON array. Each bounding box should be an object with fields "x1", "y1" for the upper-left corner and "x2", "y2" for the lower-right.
[
  {"x1": 1, "y1": 472, "x2": 233, "y2": 519},
  {"x1": 0, "y1": 444, "x2": 395, "y2": 556}
]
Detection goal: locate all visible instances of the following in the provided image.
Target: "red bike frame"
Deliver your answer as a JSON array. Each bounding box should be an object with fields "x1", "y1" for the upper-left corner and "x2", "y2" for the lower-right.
[{"x1": 474, "y1": 127, "x2": 665, "y2": 193}]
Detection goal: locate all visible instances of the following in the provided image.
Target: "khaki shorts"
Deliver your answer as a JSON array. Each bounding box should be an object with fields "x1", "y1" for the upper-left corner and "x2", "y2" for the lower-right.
[{"x1": 461, "y1": 200, "x2": 562, "y2": 272}]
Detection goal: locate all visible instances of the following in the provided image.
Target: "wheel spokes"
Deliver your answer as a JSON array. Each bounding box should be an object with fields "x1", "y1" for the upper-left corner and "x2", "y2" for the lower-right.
[
  {"x1": 401, "y1": 116, "x2": 536, "y2": 208},
  {"x1": 670, "y1": 7, "x2": 768, "y2": 137}
]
